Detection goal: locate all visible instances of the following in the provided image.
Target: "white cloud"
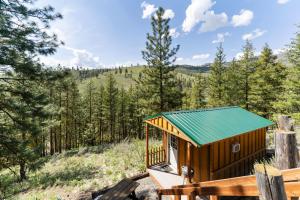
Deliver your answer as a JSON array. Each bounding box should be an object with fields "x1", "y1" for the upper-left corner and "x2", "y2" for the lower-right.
[
  {"x1": 40, "y1": 46, "x2": 103, "y2": 68},
  {"x1": 175, "y1": 54, "x2": 211, "y2": 65},
  {"x1": 199, "y1": 11, "x2": 228, "y2": 32},
  {"x1": 212, "y1": 32, "x2": 230, "y2": 43},
  {"x1": 242, "y1": 29, "x2": 266, "y2": 40},
  {"x1": 64, "y1": 46, "x2": 102, "y2": 68},
  {"x1": 182, "y1": 0, "x2": 216, "y2": 32},
  {"x1": 163, "y1": 9, "x2": 175, "y2": 19},
  {"x1": 192, "y1": 53, "x2": 210, "y2": 60},
  {"x1": 176, "y1": 57, "x2": 184, "y2": 61},
  {"x1": 277, "y1": 0, "x2": 289, "y2": 4},
  {"x1": 141, "y1": 1, "x2": 157, "y2": 19},
  {"x1": 273, "y1": 48, "x2": 286, "y2": 55},
  {"x1": 169, "y1": 28, "x2": 180, "y2": 38},
  {"x1": 235, "y1": 51, "x2": 260, "y2": 60},
  {"x1": 61, "y1": 7, "x2": 75, "y2": 16},
  {"x1": 231, "y1": 9, "x2": 253, "y2": 27},
  {"x1": 235, "y1": 52, "x2": 244, "y2": 60}
]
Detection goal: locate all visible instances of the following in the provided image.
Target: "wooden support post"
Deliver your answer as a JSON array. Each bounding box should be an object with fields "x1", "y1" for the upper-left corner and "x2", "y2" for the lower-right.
[
  {"x1": 209, "y1": 196, "x2": 218, "y2": 200},
  {"x1": 187, "y1": 142, "x2": 192, "y2": 184},
  {"x1": 254, "y1": 164, "x2": 287, "y2": 200},
  {"x1": 275, "y1": 115, "x2": 299, "y2": 170},
  {"x1": 187, "y1": 193, "x2": 196, "y2": 200},
  {"x1": 146, "y1": 124, "x2": 149, "y2": 168},
  {"x1": 174, "y1": 195, "x2": 181, "y2": 200},
  {"x1": 157, "y1": 193, "x2": 162, "y2": 200}
]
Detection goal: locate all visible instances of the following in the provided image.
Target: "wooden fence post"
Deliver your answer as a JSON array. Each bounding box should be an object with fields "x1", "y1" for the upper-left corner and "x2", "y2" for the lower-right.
[
  {"x1": 275, "y1": 115, "x2": 299, "y2": 170},
  {"x1": 255, "y1": 164, "x2": 287, "y2": 200},
  {"x1": 146, "y1": 124, "x2": 149, "y2": 168}
]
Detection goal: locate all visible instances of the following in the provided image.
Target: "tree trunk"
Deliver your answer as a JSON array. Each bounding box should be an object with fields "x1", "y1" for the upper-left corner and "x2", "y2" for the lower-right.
[
  {"x1": 19, "y1": 160, "x2": 26, "y2": 181},
  {"x1": 254, "y1": 164, "x2": 287, "y2": 200},
  {"x1": 59, "y1": 91, "x2": 62, "y2": 153},
  {"x1": 65, "y1": 88, "x2": 69, "y2": 150}
]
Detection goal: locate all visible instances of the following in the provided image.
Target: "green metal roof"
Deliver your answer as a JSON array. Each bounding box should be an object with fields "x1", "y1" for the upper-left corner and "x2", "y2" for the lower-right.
[{"x1": 145, "y1": 106, "x2": 274, "y2": 146}]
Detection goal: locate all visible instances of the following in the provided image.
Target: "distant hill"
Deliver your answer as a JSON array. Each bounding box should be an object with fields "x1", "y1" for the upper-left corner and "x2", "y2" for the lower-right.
[
  {"x1": 77, "y1": 64, "x2": 208, "y2": 92},
  {"x1": 175, "y1": 64, "x2": 211, "y2": 74}
]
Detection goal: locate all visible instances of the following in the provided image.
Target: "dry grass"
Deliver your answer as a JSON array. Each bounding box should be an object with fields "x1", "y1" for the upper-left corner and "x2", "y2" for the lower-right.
[{"x1": 0, "y1": 139, "x2": 160, "y2": 200}]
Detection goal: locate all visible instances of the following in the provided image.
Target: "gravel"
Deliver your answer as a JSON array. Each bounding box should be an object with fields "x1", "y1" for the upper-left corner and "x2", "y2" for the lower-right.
[{"x1": 134, "y1": 177, "x2": 159, "y2": 200}]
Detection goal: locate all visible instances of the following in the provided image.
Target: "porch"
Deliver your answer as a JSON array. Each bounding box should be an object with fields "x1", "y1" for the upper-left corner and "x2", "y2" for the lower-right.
[
  {"x1": 145, "y1": 122, "x2": 194, "y2": 189},
  {"x1": 147, "y1": 165, "x2": 184, "y2": 189}
]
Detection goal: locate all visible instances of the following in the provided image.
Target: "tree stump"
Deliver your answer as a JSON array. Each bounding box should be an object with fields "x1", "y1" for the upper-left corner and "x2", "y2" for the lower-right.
[
  {"x1": 277, "y1": 115, "x2": 294, "y2": 131},
  {"x1": 275, "y1": 115, "x2": 299, "y2": 170},
  {"x1": 254, "y1": 164, "x2": 287, "y2": 200},
  {"x1": 275, "y1": 131, "x2": 299, "y2": 169}
]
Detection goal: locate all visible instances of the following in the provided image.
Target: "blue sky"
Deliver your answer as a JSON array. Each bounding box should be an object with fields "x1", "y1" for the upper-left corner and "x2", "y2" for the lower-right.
[{"x1": 38, "y1": 0, "x2": 300, "y2": 68}]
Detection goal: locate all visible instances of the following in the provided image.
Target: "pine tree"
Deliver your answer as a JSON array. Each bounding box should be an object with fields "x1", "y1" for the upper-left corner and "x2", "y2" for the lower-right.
[
  {"x1": 223, "y1": 59, "x2": 244, "y2": 106},
  {"x1": 82, "y1": 79, "x2": 97, "y2": 145},
  {"x1": 249, "y1": 44, "x2": 286, "y2": 118},
  {"x1": 140, "y1": 7, "x2": 181, "y2": 114},
  {"x1": 190, "y1": 74, "x2": 207, "y2": 109},
  {"x1": 240, "y1": 40, "x2": 256, "y2": 110},
  {"x1": 95, "y1": 85, "x2": 105, "y2": 144},
  {"x1": 208, "y1": 43, "x2": 226, "y2": 107},
  {"x1": 0, "y1": 0, "x2": 61, "y2": 180},
  {"x1": 275, "y1": 26, "x2": 300, "y2": 114},
  {"x1": 104, "y1": 73, "x2": 118, "y2": 142},
  {"x1": 117, "y1": 87, "x2": 129, "y2": 141}
]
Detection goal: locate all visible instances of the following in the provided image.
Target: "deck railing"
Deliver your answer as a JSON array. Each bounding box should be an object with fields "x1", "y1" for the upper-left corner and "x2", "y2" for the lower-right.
[
  {"x1": 147, "y1": 145, "x2": 166, "y2": 167},
  {"x1": 157, "y1": 167, "x2": 300, "y2": 200}
]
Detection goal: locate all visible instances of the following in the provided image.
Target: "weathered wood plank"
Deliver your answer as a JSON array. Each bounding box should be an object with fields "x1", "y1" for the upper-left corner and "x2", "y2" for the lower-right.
[{"x1": 255, "y1": 164, "x2": 287, "y2": 200}]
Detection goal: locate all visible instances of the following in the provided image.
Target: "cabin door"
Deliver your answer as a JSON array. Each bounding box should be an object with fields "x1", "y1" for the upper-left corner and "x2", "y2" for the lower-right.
[{"x1": 169, "y1": 134, "x2": 178, "y2": 172}]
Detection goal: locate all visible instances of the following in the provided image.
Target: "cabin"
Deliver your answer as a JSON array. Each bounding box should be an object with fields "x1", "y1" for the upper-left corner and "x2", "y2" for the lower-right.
[{"x1": 144, "y1": 106, "x2": 274, "y2": 189}]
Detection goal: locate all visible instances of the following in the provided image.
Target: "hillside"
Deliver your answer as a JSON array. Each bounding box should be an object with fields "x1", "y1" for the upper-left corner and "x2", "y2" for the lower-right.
[
  {"x1": 0, "y1": 140, "x2": 159, "y2": 200},
  {"x1": 77, "y1": 64, "x2": 209, "y2": 91}
]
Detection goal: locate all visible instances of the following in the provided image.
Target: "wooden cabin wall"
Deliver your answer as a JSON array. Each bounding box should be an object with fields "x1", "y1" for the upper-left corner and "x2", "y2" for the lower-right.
[
  {"x1": 208, "y1": 127, "x2": 266, "y2": 180},
  {"x1": 178, "y1": 128, "x2": 266, "y2": 182},
  {"x1": 177, "y1": 138, "x2": 210, "y2": 182}
]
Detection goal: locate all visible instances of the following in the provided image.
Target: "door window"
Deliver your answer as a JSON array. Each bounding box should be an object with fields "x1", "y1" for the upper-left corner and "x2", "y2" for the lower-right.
[{"x1": 170, "y1": 135, "x2": 178, "y2": 150}]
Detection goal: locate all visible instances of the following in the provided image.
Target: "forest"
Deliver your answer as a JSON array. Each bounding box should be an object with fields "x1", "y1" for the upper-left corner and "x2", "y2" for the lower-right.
[{"x1": 1, "y1": 0, "x2": 300, "y2": 198}]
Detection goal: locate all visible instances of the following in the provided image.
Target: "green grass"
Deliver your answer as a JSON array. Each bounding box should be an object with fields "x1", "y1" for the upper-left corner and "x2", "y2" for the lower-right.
[
  {"x1": 0, "y1": 139, "x2": 160, "y2": 200},
  {"x1": 78, "y1": 66, "x2": 199, "y2": 92}
]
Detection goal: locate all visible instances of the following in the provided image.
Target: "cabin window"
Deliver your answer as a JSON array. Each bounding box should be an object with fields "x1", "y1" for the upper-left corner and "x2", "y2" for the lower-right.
[{"x1": 170, "y1": 135, "x2": 178, "y2": 150}]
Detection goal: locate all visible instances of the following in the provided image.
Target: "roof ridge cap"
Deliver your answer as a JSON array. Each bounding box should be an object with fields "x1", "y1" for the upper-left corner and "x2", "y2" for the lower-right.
[{"x1": 163, "y1": 106, "x2": 239, "y2": 115}]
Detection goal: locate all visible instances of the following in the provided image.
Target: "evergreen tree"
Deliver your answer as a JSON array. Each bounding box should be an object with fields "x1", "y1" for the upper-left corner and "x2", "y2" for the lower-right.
[
  {"x1": 95, "y1": 85, "x2": 105, "y2": 144},
  {"x1": 82, "y1": 79, "x2": 97, "y2": 145},
  {"x1": 0, "y1": 0, "x2": 61, "y2": 180},
  {"x1": 117, "y1": 87, "x2": 129, "y2": 141},
  {"x1": 190, "y1": 74, "x2": 207, "y2": 109},
  {"x1": 208, "y1": 44, "x2": 226, "y2": 107},
  {"x1": 240, "y1": 40, "x2": 256, "y2": 110},
  {"x1": 104, "y1": 73, "x2": 118, "y2": 142},
  {"x1": 223, "y1": 59, "x2": 244, "y2": 106},
  {"x1": 140, "y1": 7, "x2": 181, "y2": 114},
  {"x1": 249, "y1": 44, "x2": 286, "y2": 118},
  {"x1": 275, "y1": 26, "x2": 300, "y2": 114}
]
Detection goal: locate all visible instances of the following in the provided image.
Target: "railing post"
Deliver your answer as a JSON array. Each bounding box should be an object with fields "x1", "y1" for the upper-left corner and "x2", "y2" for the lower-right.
[
  {"x1": 146, "y1": 124, "x2": 149, "y2": 168},
  {"x1": 150, "y1": 148, "x2": 153, "y2": 166},
  {"x1": 254, "y1": 164, "x2": 287, "y2": 200},
  {"x1": 158, "y1": 146, "x2": 161, "y2": 163}
]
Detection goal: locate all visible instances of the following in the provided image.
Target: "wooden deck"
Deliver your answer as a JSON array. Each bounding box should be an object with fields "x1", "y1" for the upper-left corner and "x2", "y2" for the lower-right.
[{"x1": 147, "y1": 166, "x2": 184, "y2": 189}]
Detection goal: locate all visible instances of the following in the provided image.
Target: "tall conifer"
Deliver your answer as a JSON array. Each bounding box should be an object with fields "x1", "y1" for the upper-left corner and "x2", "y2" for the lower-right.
[{"x1": 140, "y1": 7, "x2": 181, "y2": 114}]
